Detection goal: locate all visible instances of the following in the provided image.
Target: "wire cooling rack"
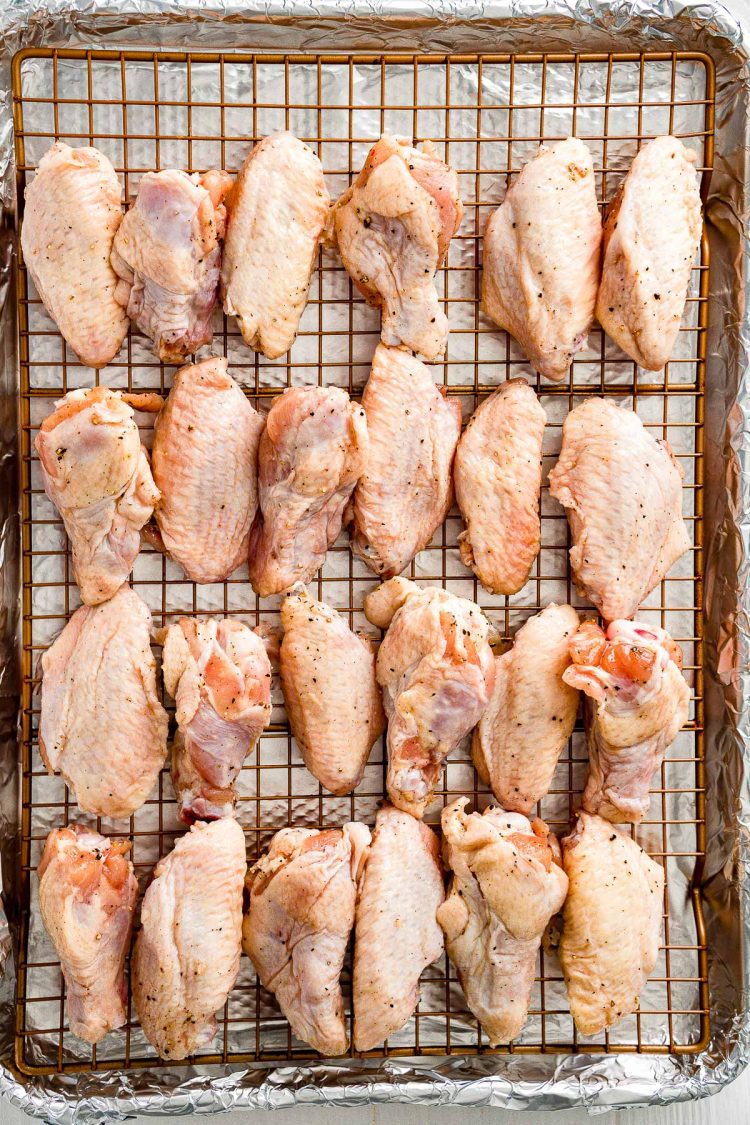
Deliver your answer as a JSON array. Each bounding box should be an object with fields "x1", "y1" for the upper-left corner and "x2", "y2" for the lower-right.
[{"x1": 11, "y1": 47, "x2": 712, "y2": 1075}]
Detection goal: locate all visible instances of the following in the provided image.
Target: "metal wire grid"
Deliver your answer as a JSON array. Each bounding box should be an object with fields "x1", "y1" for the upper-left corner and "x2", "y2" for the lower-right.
[{"x1": 10, "y1": 47, "x2": 712, "y2": 1075}]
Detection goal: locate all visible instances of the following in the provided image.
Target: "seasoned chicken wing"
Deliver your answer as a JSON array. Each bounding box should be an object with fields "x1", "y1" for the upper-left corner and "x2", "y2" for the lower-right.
[
  {"x1": 152, "y1": 356, "x2": 264, "y2": 583},
  {"x1": 350, "y1": 343, "x2": 461, "y2": 578},
  {"x1": 249, "y1": 386, "x2": 368, "y2": 597},
  {"x1": 279, "y1": 586, "x2": 384, "y2": 795},
  {"x1": 364, "y1": 578, "x2": 495, "y2": 819},
  {"x1": 559, "y1": 812, "x2": 663, "y2": 1036},
  {"x1": 112, "y1": 168, "x2": 231, "y2": 362},
  {"x1": 243, "y1": 823, "x2": 371, "y2": 1055},
  {"x1": 221, "y1": 132, "x2": 330, "y2": 359},
  {"x1": 132, "y1": 817, "x2": 246, "y2": 1061},
  {"x1": 21, "y1": 142, "x2": 128, "y2": 368},
  {"x1": 548, "y1": 397, "x2": 690, "y2": 621},
  {"x1": 473, "y1": 604, "x2": 580, "y2": 815},
  {"x1": 353, "y1": 806, "x2": 444, "y2": 1051},
  {"x1": 481, "y1": 138, "x2": 602, "y2": 382},
  {"x1": 35, "y1": 386, "x2": 160, "y2": 605},
  {"x1": 564, "y1": 618, "x2": 690, "y2": 822},
  {"x1": 454, "y1": 379, "x2": 546, "y2": 594},
  {"x1": 437, "y1": 799, "x2": 568, "y2": 1045},
  {"x1": 596, "y1": 136, "x2": 702, "y2": 371},
  {"x1": 334, "y1": 135, "x2": 463, "y2": 361},
  {"x1": 161, "y1": 617, "x2": 272, "y2": 823},
  {"x1": 40, "y1": 587, "x2": 168, "y2": 819},
  {"x1": 38, "y1": 825, "x2": 138, "y2": 1044}
]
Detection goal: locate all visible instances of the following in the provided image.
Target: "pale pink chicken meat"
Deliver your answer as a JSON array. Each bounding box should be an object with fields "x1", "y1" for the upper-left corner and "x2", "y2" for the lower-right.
[
  {"x1": 35, "y1": 386, "x2": 161, "y2": 605},
  {"x1": 364, "y1": 577, "x2": 495, "y2": 819},
  {"x1": 334, "y1": 135, "x2": 463, "y2": 361},
  {"x1": 563, "y1": 618, "x2": 690, "y2": 823},
  {"x1": 243, "y1": 823, "x2": 371, "y2": 1055},
  {"x1": 481, "y1": 138, "x2": 602, "y2": 382},
  {"x1": 437, "y1": 799, "x2": 568, "y2": 1046},
  {"x1": 21, "y1": 142, "x2": 128, "y2": 368},
  {"x1": 132, "y1": 817, "x2": 246, "y2": 1061},
  {"x1": 39, "y1": 586, "x2": 168, "y2": 819},
  {"x1": 161, "y1": 617, "x2": 272, "y2": 823},
  {"x1": 279, "y1": 585, "x2": 384, "y2": 795},
  {"x1": 454, "y1": 379, "x2": 547, "y2": 595},
  {"x1": 248, "y1": 385, "x2": 368, "y2": 597},
  {"x1": 152, "y1": 356, "x2": 264, "y2": 583},
  {"x1": 559, "y1": 813, "x2": 664, "y2": 1036},
  {"x1": 350, "y1": 343, "x2": 461, "y2": 578},
  {"x1": 548, "y1": 397, "x2": 690, "y2": 622},
  {"x1": 38, "y1": 825, "x2": 138, "y2": 1044},
  {"x1": 221, "y1": 132, "x2": 330, "y2": 359},
  {"x1": 596, "y1": 136, "x2": 703, "y2": 371},
  {"x1": 353, "y1": 805, "x2": 444, "y2": 1051},
  {"x1": 112, "y1": 168, "x2": 231, "y2": 362},
  {"x1": 473, "y1": 604, "x2": 580, "y2": 815}
]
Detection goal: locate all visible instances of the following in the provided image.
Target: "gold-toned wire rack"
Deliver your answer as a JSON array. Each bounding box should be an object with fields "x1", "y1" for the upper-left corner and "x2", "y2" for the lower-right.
[{"x1": 11, "y1": 46, "x2": 713, "y2": 1076}]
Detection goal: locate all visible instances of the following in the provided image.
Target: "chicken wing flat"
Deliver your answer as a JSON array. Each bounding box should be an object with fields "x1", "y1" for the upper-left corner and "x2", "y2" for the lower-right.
[
  {"x1": 38, "y1": 825, "x2": 138, "y2": 1044},
  {"x1": 564, "y1": 619, "x2": 690, "y2": 823},
  {"x1": 243, "y1": 823, "x2": 371, "y2": 1055},
  {"x1": 437, "y1": 799, "x2": 568, "y2": 1045},
  {"x1": 334, "y1": 135, "x2": 463, "y2": 361},
  {"x1": 40, "y1": 586, "x2": 168, "y2": 819},
  {"x1": 454, "y1": 379, "x2": 546, "y2": 595},
  {"x1": 112, "y1": 168, "x2": 231, "y2": 362},
  {"x1": 221, "y1": 132, "x2": 330, "y2": 359},
  {"x1": 548, "y1": 397, "x2": 690, "y2": 621},
  {"x1": 596, "y1": 136, "x2": 702, "y2": 371},
  {"x1": 35, "y1": 386, "x2": 160, "y2": 605},
  {"x1": 279, "y1": 585, "x2": 384, "y2": 795},
  {"x1": 481, "y1": 138, "x2": 602, "y2": 382},
  {"x1": 161, "y1": 617, "x2": 272, "y2": 823},
  {"x1": 559, "y1": 812, "x2": 663, "y2": 1036},
  {"x1": 132, "y1": 817, "x2": 246, "y2": 1060},
  {"x1": 152, "y1": 356, "x2": 264, "y2": 583},
  {"x1": 364, "y1": 577, "x2": 495, "y2": 819},
  {"x1": 21, "y1": 142, "x2": 128, "y2": 368},
  {"x1": 473, "y1": 604, "x2": 580, "y2": 815},
  {"x1": 248, "y1": 385, "x2": 368, "y2": 597},
  {"x1": 353, "y1": 805, "x2": 444, "y2": 1051}
]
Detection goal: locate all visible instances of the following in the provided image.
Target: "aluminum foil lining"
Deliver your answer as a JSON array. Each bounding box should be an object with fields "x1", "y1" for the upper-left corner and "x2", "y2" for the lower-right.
[{"x1": 1, "y1": 0, "x2": 750, "y2": 1118}]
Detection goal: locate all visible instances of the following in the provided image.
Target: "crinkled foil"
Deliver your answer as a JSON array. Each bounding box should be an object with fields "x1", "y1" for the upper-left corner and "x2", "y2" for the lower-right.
[{"x1": 1, "y1": 0, "x2": 750, "y2": 1117}]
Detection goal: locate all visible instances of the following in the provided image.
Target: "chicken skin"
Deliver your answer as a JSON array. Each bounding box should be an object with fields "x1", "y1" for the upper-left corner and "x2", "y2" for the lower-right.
[
  {"x1": 564, "y1": 619, "x2": 690, "y2": 823},
  {"x1": 559, "y1": 812, "x2": 664, "y2": 1036},
  {"x1": 481, "y1": 138, "x2": 602, "y2": 382},
  {"x1": 473, "y1": 604, "x2": 580, "y2": 815},
  {"x1": 437, "y1": 799, "x2": 568, "y2": 1045},
  {"x1": 353, "y1": 805, "x2": 444, "y2": 1051},
  {"x1": 132, "y1": 817, "x2": 246, "y2": 1060},
  {"x1": 21, "y1": 142, "x2": 128, "y2": 368},
  {"x1": 334, "y1": 136, "x2": 463, "y2": 361},
  {"x1": 112, "y1": 168, "x2": 231, "y2": 362},
  {"x1": 548, "y1": 397, "x2": 690, "y2": 622},
  {"x1": 596, "y1": 136, "x2": 702, "y2": 371},
  {"x1": 454, "y1": 380, "x2": 547, "y2": 595},
  {"x1": 279, "y1": 586, "x2": 384, "y2": 795},
  {"x1": 243, "y1": 823, "x2": 371, "y2": 1055},
  {"x1": 38, "y1": 825, "x2": 138, "y2": 1044},
  {"x1": 40, "y1": 587, "x2": 168, "y2": 819},
  {"x1": 249, "y1": 386, "x2": 368, "y2": 597},
  {"x1": 161, "y1": 617, "x2": 272, "y2": 823},
  {"x1": 364, "y1": 578, "x2": 495, "y2": 819},
  {"x1": 152, "y1": 356, "x2": 264, "y2": 583},
  {"x1": 350, "y1": 343, "x2": 461, "y2": 578},
  {"x1": 35, "y1": 386, "x2": 160, "y2": 605},
  {"x1": 221, "y1": 132, "x2": 330, "y2": 359}
]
